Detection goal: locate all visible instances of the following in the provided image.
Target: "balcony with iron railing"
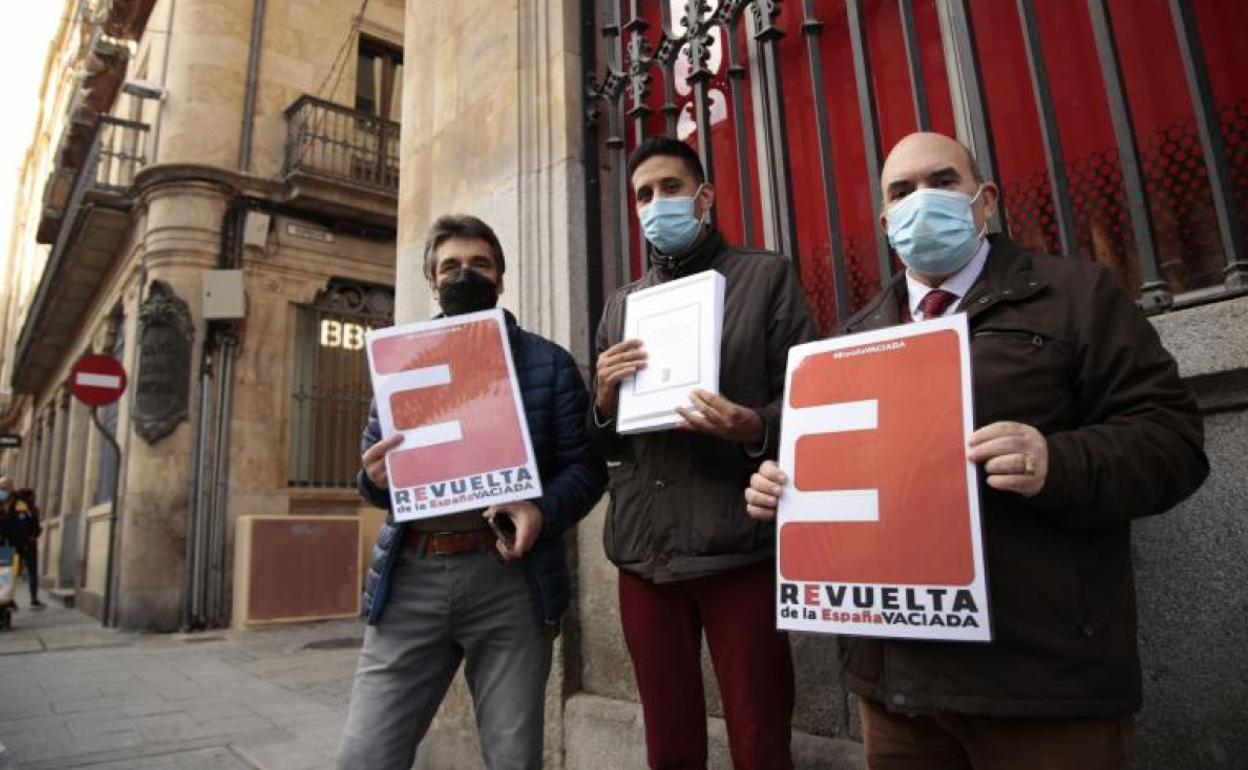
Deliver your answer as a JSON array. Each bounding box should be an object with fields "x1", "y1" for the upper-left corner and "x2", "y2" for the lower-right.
[
  {"x1": 39, "y1": 116, "x2": 149, "y2": 241},
  {"x1": 281, "y1": 96, "x2": 400, "y2": 228},
  {"x1": 89, "y1": 116, "x2": 149, "y2": 193},
  {"x1": 14, "y1": 116, "x2": 149, "y2": 395}
]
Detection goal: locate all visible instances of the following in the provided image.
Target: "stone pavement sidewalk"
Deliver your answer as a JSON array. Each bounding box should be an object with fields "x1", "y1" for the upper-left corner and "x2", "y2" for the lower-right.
[{"x1": 0, "y1": 595, "x2": 366, "y2": 770}]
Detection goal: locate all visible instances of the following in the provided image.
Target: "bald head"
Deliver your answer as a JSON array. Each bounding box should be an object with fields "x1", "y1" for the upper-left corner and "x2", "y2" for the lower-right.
[{"x1": 881, "y1": 133, "x2": 984, "y2": 205}]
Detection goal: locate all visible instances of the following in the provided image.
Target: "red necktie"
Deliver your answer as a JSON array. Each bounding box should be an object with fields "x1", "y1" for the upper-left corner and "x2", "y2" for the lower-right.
[{"x1": 915, "y1": 289, "x2": 959, "y2": 321}]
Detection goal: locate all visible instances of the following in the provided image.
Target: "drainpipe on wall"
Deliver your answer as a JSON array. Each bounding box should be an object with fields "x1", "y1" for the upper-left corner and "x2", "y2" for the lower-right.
[
  {"x1": 204, "y1": 0, "x2": 267, "y2": 621},
  {"x1": 206, "y1": 324, "x2": 237, "y2": 626},
  {"x1": 102, "y1": 288, "x2": 139, "y2": 629},
  {"x1": 238, "y1": 0, "x2": 267, "y2": 172},
  {"x1": 185, "y1": 199, "x2": 245, "y2": 629},
  {"x1": 183, "y1": 198, "x2": 234, "y2": 630},
  {"x1": 207, "y1": 206, "x2": 246, "y2": 628},
  {"x1": 95, "y1": 407, "x2": 123, "y2": 627},
  {"x1": 182, "y1": 0, "x2": 265, "y2": 628},
  {"x1": 182, "y1": 339, "x2": 213, "y2": 630},
  {"x1": 150, "y1": 0, "x2": 176, "y2": 164}
]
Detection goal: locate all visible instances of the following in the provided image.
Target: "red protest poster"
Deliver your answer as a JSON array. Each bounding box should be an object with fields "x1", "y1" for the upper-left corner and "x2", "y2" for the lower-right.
[
  {"x1": 366, "y1": 309, "x2": 541, "y2": 521},
  {"x1": 776, "y1": 315, "x2": 990, "y2": 642}
]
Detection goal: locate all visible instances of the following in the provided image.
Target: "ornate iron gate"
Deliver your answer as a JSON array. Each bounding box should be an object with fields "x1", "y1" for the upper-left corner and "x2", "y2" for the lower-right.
[{"x1": 584, "y1": 0, "x2": 1248, "y2": 333}]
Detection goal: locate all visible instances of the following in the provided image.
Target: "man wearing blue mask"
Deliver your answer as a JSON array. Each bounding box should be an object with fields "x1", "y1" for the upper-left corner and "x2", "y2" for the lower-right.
[
  {"x1": 588, "y1": 137, "x2": 816, "y2": 770},
  {"x1": 745, "y1": 132, "x2": 1208, "y2": 769}
]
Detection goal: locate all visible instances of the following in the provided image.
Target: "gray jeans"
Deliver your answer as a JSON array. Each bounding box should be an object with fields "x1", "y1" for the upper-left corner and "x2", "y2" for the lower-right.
[{"x1": 336, "y1": 545, "x2": 553, "y2": 770}]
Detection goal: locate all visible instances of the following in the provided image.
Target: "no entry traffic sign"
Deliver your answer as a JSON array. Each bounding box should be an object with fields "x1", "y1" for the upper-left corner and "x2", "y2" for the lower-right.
[{"x1": 69, "y1": 354, "x2": 128, "y2": 407}]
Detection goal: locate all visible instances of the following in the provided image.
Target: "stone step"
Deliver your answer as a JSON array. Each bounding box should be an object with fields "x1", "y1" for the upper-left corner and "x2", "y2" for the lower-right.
[{"x1": 47, "y1": 587, "x2": 75, "y2": 608}]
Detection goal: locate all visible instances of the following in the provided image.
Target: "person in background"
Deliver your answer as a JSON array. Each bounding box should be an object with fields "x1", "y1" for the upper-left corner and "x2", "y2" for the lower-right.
[{"x1": 0, "y1": 478, "x2": 42, "y2": 609}]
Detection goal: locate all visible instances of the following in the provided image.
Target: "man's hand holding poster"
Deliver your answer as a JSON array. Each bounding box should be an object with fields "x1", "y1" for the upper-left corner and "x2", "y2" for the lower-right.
[
  {"x1": 776, "y1": 315, "x2": 991, "y2": 642},
  {"x1": 365, "y1": 309, "x2": 541, "y2": 522}
]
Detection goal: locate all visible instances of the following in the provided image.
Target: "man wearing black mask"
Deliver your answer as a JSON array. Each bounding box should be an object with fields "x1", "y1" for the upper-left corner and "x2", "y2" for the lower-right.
[{"x1": 337, "y1": 214, "x2": 607, "y2": 769}]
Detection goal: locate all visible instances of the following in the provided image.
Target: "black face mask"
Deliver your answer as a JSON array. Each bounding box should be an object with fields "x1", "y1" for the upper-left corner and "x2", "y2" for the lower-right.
[{"x1": 438, "y1": 268, "x2": 499, "y2": 316}]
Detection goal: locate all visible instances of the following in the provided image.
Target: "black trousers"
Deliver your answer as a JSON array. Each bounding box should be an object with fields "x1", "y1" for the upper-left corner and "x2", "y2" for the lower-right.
[{"x1": 17, "y1": 544, "x2": 37, "y2": 603}]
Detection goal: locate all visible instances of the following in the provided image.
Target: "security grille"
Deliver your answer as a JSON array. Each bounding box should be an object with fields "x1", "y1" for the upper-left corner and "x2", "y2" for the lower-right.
[
  {"x1": 584, "y1": 0, "x2": 1248, "y2": 335},
  {"x1": 288, "y1": 279, "x2": 394, "y2": 488}
]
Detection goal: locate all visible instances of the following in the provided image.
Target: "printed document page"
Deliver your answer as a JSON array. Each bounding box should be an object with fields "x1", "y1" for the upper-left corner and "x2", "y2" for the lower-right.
[{"x1": 617, "y1": 270, "x2": 725, "y2": 434}]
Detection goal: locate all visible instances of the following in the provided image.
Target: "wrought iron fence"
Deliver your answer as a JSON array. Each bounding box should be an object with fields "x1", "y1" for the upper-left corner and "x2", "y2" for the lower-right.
[
  {"x1": 283, "y1": 95, "x2": 401, "y2": 194},
  {"x1": 585, "y1": 0, "x2": 1248, "y2": 331}
]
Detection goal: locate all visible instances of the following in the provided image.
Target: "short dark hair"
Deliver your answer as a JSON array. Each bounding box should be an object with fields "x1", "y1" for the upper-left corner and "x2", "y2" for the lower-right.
[
  {"x1": 422, "y1": 214, "x2": 506, "y2": 281},
  {"x1": 625, "y1": 136, "x2": 706, "y2": 186}
]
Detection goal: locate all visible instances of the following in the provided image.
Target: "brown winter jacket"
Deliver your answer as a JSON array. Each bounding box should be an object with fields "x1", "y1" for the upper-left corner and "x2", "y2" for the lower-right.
[
  {"x1": 589, "y1": 229, "x2": 817, "y2": 582},
  {"x1": 836, "y1": 236, "x2": 1208, "y2": 718}
]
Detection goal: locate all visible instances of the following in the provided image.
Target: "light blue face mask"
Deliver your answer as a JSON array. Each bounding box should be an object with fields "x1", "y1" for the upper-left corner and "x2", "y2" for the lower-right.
[
  {"x1": 0, "y1": 490, "x2": 9, "y2": 502},
  {"x1": 886, "y1": 187, "x2": 985, "y2": 278},
  {"x1": 639, "y1": 186, "x2": 706, "y2": 257}
]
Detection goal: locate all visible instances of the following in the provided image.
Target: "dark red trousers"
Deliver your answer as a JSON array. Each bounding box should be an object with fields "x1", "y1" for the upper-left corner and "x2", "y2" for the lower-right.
[{"x1": 619, "y1": 561, "x2": 795, "y2": 770}]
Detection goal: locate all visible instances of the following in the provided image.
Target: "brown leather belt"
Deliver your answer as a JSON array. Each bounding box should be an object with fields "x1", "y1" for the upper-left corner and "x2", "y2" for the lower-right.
[{"x1": 404, "y1": 528, "x2": 496, "y2": 555}]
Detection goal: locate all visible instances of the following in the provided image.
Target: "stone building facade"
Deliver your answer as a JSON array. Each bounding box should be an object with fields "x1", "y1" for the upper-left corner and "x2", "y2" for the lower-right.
[
  {"x1": 2, "y1": 0, "x2": 1244, "y2": 768},
  {"x1": 0, "y1": 0, "x2": 405, "y2": 631}
]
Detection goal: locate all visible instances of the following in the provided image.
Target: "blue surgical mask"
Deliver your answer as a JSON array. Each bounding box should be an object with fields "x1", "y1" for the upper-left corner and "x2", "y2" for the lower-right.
[
  {"x1": 886, "y1": 187, "x2": 985, "y2": 277},
  {"x1": 639, "y1": 187, "x2": 705, "y2": 257},
  {"x1": 0, "y1": 490, "x2": 9, "y2": 502}
]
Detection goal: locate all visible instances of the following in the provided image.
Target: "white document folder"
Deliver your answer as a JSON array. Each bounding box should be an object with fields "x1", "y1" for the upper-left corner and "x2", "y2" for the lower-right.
[{"x1": 617, "y1": 270, "x2": 725, "y2": 434}]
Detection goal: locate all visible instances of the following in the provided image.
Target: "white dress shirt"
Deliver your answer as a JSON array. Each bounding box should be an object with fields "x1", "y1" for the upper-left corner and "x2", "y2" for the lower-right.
[{"x1": 904, "y1": 239, "x2": 991, "y2": 321}]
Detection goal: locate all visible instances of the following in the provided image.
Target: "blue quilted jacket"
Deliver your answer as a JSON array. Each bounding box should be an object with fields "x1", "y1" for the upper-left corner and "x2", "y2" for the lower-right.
[{"x1": 357, "y1": 311, "x2": 607, "y2": 625}]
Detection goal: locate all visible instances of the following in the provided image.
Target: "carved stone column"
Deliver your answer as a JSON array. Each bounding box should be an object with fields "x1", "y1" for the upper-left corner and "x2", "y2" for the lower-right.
[{"x1": 109, "y1": 179, "x2": 222, "y2": 631}]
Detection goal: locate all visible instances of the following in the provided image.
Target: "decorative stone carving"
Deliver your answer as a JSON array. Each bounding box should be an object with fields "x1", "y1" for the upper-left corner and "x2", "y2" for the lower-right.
[
  {"x1": 310, "y1": 279, "x2": 395, "y2": 320},
  {"x1": 133, "y1": 280, "x2": 193, "y2": 444}
]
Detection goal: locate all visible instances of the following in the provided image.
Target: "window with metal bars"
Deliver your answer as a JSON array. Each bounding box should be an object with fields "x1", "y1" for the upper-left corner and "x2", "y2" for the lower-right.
[
  {"x1": 288, "y1": 279, "x2": 394, "y2": 488},
  {"x1": 585, "y1": 0, "x2": 1248, "y2": 330}
]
